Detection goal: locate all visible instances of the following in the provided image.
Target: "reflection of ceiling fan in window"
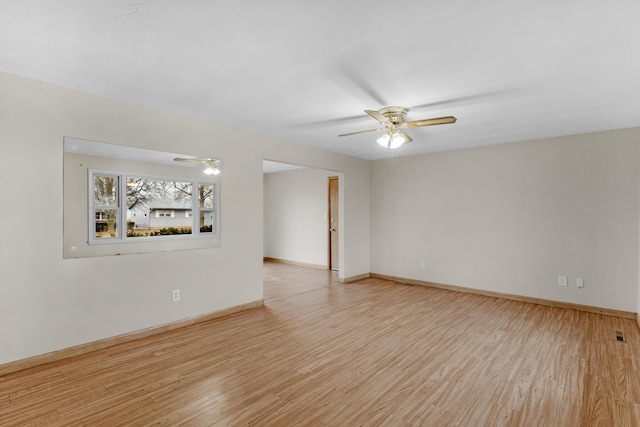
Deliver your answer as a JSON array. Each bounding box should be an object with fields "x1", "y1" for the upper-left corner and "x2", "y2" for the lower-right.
[
  {"x1": 174, "y1": 157, "x2": 221, "y2": 175},
  {"x1": 339, "y1": 106, "x2": 456, "y2": 149}
]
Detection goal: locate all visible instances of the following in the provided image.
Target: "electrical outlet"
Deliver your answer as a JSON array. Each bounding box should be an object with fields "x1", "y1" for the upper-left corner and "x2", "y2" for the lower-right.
[
  {"x1": 419, "y1": 260, "x2": 426, "y2": 269},
  {"x1": 576, "y1": 278, "x2": 584, "y2": 289},
  {"x1": 172, "y1": 289, "x2": 180, "y2": 302},
  {"x1": 558, "y1": 276, "x2": 568, "y2": 287}
]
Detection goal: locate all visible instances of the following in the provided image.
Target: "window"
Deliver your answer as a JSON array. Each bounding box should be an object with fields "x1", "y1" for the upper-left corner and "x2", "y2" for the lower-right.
[
  {"x1": 89, "y1": 170, "x2": 218, "y2": 243},
  {"x1": 64, "y1": 137, "x2": 222, "y2": 258},
  {"x1": 93, "y1": 174, "x2": 120, "y2": 239},
  {"x1": 199, "y1": 183, "x2": 215, "y2": 233}
]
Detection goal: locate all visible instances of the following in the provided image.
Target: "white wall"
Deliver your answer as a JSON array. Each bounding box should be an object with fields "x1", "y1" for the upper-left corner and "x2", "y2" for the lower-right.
[
  {"x1": 264, "y1": 168, "x2": 336, "y2": 266},
  {"x1": 1, "y1": 69, "x2": 637, "y2": 367},
  {"x1": 370, "y1": 129, "x2": 640, "y2": 312},
  {"x1": 0, "y1": 71, "x2": 369, "y2": 365}
]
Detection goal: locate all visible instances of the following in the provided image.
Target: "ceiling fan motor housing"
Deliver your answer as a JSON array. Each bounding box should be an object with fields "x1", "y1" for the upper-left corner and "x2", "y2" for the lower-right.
[{"x1": 379, "y1": 106, "x2": 408, "y2": 125}]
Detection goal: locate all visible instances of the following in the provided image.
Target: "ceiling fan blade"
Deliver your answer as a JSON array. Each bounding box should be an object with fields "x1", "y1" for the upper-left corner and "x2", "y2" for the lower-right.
[
  {"x1": 397, "y1": 129, "x2": 413, "y2": 143},
  {"x1": 339, "y1": 127, "x2": 385, "y2": 137},
  {"x1": 365, "y1": 110, "x2": 391, "y2": 125},
  {"x1": 174, "y1": 157, "x2": 210, "y2": 164},
  {"x1": 404, "y1": 116, "x2": 457, "y2": 128},
  {"x1": 173, "y1": 157, "x2": 218, "y2": 165}
]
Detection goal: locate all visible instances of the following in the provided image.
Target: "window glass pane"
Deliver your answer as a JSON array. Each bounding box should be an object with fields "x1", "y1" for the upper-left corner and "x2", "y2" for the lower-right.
[
  {"x1": 125, "y1": 177, "x2": 193, "y2": 237},
  {"x1": 199, "y1": 184, "x2": 215, "y2": 208},
  {"x1": 199, "y1": 209, "x2": 214, "y2": 233},
  {"x1": 94, "y1": 209, "x2": 118, "y2": 238},
  {"x1": 94, "y1": 176, "x2": 118, "y2": 206}
]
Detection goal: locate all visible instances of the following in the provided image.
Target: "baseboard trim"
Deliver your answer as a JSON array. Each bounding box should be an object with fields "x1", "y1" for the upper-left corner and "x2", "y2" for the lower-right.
[
  {"x1": 371, "y1": 273, "x2": 637, "y2": 320},
  {"x1": 341, "y1": 272, "x2": 371, "y2": 283},
  {"x1": 263, "y1": 257, "x2": 327, "y2": 270},
  {"x1": 637, "y1": 313, "x2": 640, "y2": 331},
  {"x1": 0, "y1": 299, "x2": 264, "y2": 376}
]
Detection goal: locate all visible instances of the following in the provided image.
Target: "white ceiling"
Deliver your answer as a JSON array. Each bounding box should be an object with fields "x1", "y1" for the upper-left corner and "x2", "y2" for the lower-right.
[{"x1": 3, "y1": 1, "x2": 640, "y2": 160}]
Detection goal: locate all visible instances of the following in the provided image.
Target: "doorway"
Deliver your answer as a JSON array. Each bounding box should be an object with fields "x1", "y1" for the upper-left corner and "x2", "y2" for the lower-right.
[{"x1": 263, "y1": 161, "x2": 342, "y2": 301}]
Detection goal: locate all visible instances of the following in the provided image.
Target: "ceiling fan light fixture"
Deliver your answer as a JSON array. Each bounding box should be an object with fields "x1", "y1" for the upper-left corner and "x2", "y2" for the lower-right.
[
  {"x1": 174, "y1": 157, "x2": 222, "y2": 175},
  {"x1": 202, "y1": 160, "x2": 221, "y2": 175},
  {"x1": 377, "y1": 131, "x2": 407, "y2": 149},
  {"x1": 389, "y1": 131, "x2": 407, "y2": 149},
  {"x1": 339, "y1": 106, "x2": 456, "y2": 150},
  {"x1": 376, "y1": 133, "x2": 391, "y2": 148}
]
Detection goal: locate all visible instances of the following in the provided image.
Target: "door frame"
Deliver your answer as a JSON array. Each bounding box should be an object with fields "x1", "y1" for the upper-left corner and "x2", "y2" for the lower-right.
[{"x1": 328, "y1": 176, "x2": 339, "y2": 271}]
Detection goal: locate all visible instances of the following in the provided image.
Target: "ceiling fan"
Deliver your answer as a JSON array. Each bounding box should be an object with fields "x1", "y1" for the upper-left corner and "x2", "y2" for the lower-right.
[
  {"x1": 339, "y1": 106, "x2": 456, "y2": 149},
  {"x1": 174, "y1": 157, "x2": 221, "y2": 175}
]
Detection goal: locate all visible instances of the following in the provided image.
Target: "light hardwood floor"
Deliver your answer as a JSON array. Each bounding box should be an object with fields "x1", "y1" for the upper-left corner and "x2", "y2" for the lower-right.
[
  {"x1": 1, "y1": 262, "x2": 639, "y2": 426},
  {"x1": 263, "y1": 260, "x2": 339, "y2": 302}
]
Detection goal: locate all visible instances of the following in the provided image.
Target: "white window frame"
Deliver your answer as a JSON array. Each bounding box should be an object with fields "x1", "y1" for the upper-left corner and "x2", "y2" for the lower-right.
[
  {"x1": 88, "y1": 169, "x2": 219, "y2": 244},
  {"x1": 89, "y1": 171, "x2": 122, "y2": 241}
]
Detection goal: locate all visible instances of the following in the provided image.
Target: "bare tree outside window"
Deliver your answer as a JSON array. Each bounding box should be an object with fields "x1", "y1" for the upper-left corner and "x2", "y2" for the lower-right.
[
  {"x1": 199, "y1": 183, "x2": 215, "y2": 233},
  {"x1": 93, "y1": 175, "x2": 119, "y2": 238}
]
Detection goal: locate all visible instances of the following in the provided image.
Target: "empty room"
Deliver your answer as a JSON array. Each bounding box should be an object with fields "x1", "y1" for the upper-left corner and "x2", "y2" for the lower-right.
[{"x1": 1, "y1": 1, "x2": 639, "y2": 425}]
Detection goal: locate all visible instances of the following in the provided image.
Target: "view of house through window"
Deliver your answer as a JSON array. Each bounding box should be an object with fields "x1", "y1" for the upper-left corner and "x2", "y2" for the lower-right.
[
  {"x1": 126, "y1": 177, "x2": 193, "y2": 237},
  {"x1": 91, "y1": 171, "x2": 217, "y2": 242}
]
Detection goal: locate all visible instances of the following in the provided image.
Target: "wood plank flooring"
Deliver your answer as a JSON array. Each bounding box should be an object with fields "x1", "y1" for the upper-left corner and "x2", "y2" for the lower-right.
[
  {"x1": 1, "y1": 262, "x2": 639, "y2": 426},
  {"x1": 263, "y1": 261, "x2": 339, "y2": 302}
]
